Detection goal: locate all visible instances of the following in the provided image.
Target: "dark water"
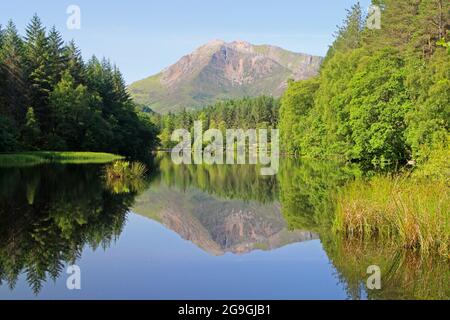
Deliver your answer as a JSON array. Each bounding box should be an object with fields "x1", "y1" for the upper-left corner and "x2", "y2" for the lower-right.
[{"x1": 0, "y1": 155, "x2": 448, "y2": 300}]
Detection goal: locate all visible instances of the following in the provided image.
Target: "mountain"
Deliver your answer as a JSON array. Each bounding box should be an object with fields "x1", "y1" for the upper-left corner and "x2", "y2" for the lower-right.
[
  {"x1": 128, "y1": 40, "x2": 323, "y2": 113},
  {"x1": 132, "y1": 185, "x2": 318, "y2": 256}
]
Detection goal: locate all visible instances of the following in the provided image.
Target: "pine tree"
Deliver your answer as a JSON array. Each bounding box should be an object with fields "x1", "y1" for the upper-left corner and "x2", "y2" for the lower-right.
[
  {"x1": 85, "y1": 56, "x2": 114, "y2": 111},
  {"x1": 0, "y1": 23, "x2": 21, "y2": 151},
  {"x1": 375, "y1": 0, "x2": 421, "y2": 50},
  {"x1": 412, "y1": 0, "x2": 450, "y2": 59},
  {"x1": 0, "y1": 21, "x2": 27, "y2": 125},
  {"x1": 0, "y1": 24, "x2": 6, "y2": 114},
  {"x1": 324, "y1": 2, "x2": 364, "y2": 65},
  {"x1": 112, "y1": 65, "x2": 131, "y2": 105},
  {"x1": 63, "y1": 40, "x2": 85, "y2": 85},
  {"x1": 47, "y1": 26, "x2": 66, "y2": 86},
  {"x1": 24, "y1": 14, "x2": 53, "y2": 133},
  {"x1": 0, "y1": 24, "x2": 4, "y2": 46}
]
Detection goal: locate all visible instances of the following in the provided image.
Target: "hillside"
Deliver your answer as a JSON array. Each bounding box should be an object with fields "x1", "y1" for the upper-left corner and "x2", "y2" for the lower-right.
[{"x1": 129, "y1": 40, "x2": 322, "y2": 113}]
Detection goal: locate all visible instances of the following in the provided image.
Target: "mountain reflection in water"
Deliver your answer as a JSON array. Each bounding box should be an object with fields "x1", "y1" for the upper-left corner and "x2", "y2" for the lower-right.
[
  {"x1": 0, "y1": 155, "x2": 448, "y2": 300},
  {"x1": 133, "y1": 186, "x2": 318, "y2": 256}
]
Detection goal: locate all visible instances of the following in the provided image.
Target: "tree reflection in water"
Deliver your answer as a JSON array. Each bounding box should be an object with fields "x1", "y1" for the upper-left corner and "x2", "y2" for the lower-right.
[
  {"x1": 0, "y1": 164, "x2": 139, "y2": 294},
  {"x1": 1, "y1": 155, "x2": 448, "y2": 299}
]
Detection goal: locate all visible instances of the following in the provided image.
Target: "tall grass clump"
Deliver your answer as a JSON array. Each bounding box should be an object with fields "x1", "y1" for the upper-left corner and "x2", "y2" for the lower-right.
[
  {"x1": 105, "y1": 161, "x2": 147, "y2": 180},
  {"x1": 334, "y1": 176, "x2": 450, "y2": 258},
  {"x1": 105, "y1": 161, "x2": 148, "y2": 194}
]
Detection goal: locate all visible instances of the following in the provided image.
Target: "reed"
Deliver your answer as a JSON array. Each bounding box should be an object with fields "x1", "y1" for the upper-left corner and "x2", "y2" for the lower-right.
[
  {"x1": 104, "y1": 161, "x2": 148, "y2": 194},
  {"x1": 334, "y1": 175, "x2": 450, "y2": 258}
]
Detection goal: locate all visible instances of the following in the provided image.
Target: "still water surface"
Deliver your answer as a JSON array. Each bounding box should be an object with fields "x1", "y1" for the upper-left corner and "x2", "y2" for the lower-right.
[{"x1": 0, "y1": 155, "x2": 448, "y2": 299}]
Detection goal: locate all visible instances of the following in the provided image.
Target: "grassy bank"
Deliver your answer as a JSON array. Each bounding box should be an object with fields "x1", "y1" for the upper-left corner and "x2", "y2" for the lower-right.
[
  {"x1": 0, "y1": 152, "x2": 124, "y2": 167},
  {"x1": 334, "y1": 176, "x2": 450, "y2": 258}
]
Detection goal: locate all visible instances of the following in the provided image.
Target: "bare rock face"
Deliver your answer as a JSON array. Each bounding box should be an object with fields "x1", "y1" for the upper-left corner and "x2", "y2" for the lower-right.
[{"x1": 129, "y1": 40, "x2": 322, "y2": 113}]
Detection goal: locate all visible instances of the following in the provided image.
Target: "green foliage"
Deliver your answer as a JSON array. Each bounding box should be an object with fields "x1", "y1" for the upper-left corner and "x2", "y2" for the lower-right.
[
  {"x1": 24, "y1": 14, "x2": 53, "y2": 132},
  {"x1": 153, "y1": 96, "x2": 279, "y2": 149},
  {"x1": 0, "y1": 16, "x2": 158, "y2": 158},
  {"x1": 405, "y1": 50, "x2": 450, "y2": 164},
  {"x1": 412, "y1": 138, "x2": 450, "y2": 182},
  {"x1": 0, "y1": 21, "x2": 27, "y2": 130},
  {"x1": 279, "y1": 79, "x2": 319, "y2": 155},
  {"x1": 0, "y1": 116, "x2": 19, "y2": 151},
  {"x1": 344, "y1": 48, "x2": 410, "y2": 168},
  {"x1": 324, "y1": 2, "x2": 364, "y2": 64},
  {"x1": 152, "y1": 153, "x2": 278, "y2": 203},
  {"x1": 0, "y1": 164, "x2": 137, "y2": 293},
  {"x1": 302, "y1": 48, "x2": 366, "y2": 158},
  {"x1": 278, "y1": 159, "x2": 360, "y2": 232},
  {"x1": 48, "y1": 71, "x2": 91, "y2": 150},
  {"x1": 22, "y1": 107, "x2": 41, "y2": 148},
  {"x1": 279, "y1": 0, "x2": 450, "y2": 171},
  {"x1": 437, "y1": 37, "x2": 450, "y2": 54},
  {"x1": 105, "y1": 161, "x2": 148, "y2": 194},
  {"x1": 106, "y1": 160, "x2": 147, "y2": 179}
]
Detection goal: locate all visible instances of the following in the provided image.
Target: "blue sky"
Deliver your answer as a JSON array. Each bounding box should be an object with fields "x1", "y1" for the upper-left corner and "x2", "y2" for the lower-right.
[{"x1": 0, "y1": 0, "x2": 371, "y2": 84}]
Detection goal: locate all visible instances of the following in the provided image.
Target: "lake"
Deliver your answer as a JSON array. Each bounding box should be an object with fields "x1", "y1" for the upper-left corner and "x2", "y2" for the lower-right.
[{"x1": 0, "y1": 154, "x2": 448, "y2": 300}]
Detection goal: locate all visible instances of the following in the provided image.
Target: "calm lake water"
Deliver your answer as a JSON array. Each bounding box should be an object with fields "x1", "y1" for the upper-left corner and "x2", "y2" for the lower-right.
[{"x1": 0, "y1": 155, "x2": 448, "y2": 300}]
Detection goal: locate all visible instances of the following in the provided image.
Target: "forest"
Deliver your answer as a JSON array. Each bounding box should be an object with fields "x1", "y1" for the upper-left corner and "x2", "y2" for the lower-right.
[
  {"x1": 151, "y1": 96, "x2": 279, "y2": 149},
  {"x1": 154, "y1": 1, "x2": 449, "y2": 176},
  {"x1": 0, "y1": 0, "x2": 449, "y2": 301},
  {"x1": 0, "y1": 15, "x2": 158, "y2": 159},
  {"x1": 280, "y1": 0, "x2": 449, "y2": 172},
  {"x1": 4, "y1": 2, "x2": 447, "y2": 173},
  {"x1": 150, "y1": 0, "x2": 450, "y2": 257}
]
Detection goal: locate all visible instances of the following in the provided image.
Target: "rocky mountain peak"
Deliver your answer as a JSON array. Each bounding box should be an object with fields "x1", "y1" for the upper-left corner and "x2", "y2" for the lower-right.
[{"x1": 129, "y1": 40, "x2": 323, "y2": 113}]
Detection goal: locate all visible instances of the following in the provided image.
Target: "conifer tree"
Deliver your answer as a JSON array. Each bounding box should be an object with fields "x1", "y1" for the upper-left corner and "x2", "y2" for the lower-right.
[
  {"x1": 63, "y1": 40, "x2": 85, "y2": 85},
  {"x1": 0, "y1": 15, "x2": 159, "y2": 157},
  {"x1": 412, "y1": 0, "x2": 450, "y2": 58},
  {"x1": 0, "y1": 21, "x2": 27, "y2": 125},
  {"x1": 324, "y1": 2, "x2": 364, "y2": 65},
  {"x1": 24, "y1": 14, "x2": 53, "y2": 132},
  {"x1": 47, "y1": 26, "x2": 66, "y2": 86},
  {"x1": 0, "y1": 24, "x2": 6, "y2": 115}
]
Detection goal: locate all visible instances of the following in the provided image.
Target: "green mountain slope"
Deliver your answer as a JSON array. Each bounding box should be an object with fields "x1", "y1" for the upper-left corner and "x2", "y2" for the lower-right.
[{"x1": 129, "y1": 40, "x2": 322, "y2": 113}]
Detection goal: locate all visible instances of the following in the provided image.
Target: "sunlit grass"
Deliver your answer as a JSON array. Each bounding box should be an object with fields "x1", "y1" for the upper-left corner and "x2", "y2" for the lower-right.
[
  {"x1": 105, "y1": 161, "x2": 147, "y2": 180},
  {"x1": 0, "y1": 152, "x2": 124, "y2": 167},
  {"x1": 334, "y1": 175, "x2": 450, "y2": 258},
  {"x1": 104, "y1": 161, "x2": 148, "y2": 194}
]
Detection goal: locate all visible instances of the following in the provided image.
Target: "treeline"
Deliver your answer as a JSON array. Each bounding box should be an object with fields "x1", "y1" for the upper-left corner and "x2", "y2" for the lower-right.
[
  {"x1": 0, "y1": 15, "x2": 158, "y2": 158},
  {"x1": 280, "y1": 0, "x2": 450, "y2": 170},
  {"x1": 152, "y1": 96, "x2": 279, "y2": 148}
]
